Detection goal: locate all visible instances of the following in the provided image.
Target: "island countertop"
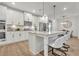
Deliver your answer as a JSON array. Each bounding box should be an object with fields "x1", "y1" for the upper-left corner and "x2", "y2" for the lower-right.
[
  {"x1": 28, "y1": 30, "x2": 66, "y2": 56},
  {"x1": 28, "y1": 31, "x2": 65, "y2": 36}
]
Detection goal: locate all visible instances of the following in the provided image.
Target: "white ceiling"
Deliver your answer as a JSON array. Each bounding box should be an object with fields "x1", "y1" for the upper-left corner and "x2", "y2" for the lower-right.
[{"x1": 2, "y1": 2, "x2": 79, "y2": 19}]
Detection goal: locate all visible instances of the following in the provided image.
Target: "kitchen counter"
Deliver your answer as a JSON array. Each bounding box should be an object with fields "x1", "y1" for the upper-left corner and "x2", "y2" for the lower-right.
[
  {"x1": 28, "y1": 31, "x2": 65, "y2": 56},
  {"x1": 28, "y1": 31, "x2": 65, "y2": 36},
  {"x1": 7, "y1": 30, "x2": 32, "y2": 32},
  {"x1": 0, "y1": 30, "x2": 5, "y2": 32}
]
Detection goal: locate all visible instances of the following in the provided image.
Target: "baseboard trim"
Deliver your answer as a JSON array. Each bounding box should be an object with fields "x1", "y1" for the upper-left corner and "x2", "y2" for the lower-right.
[
  {"x1": 29, "y1": 48, "x2": 44, "y2": 56},
  {"x1": 71, "y1": 36, "x2": 79, "y2": 39},
  {"x1": 0, "y1": 39, "x2": 28, "y2": 46}
]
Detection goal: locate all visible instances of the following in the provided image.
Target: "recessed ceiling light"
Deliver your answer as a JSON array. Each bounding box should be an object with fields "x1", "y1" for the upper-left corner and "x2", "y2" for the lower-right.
[
  {"x1": 53, "y1": 20, "x2": 56, "y2": 23},
  {"x1": 26, "y1": 13, "x2": 31, "y2": 16},
  {"x1": 64, "y1": 7, "x2": 67, "y2": 10},
  {"x1": 11, "y1": 2, "x2": 15, "y2": 5},
  {"x1": 32, "y1": 9, "x2": 36, "y2": 13}
]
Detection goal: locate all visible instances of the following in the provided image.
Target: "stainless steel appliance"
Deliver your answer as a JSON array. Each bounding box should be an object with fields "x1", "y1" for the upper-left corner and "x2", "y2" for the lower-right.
[
  {"x1": 39, "y1": 20, "x2": 52, "y2": 32},
  {"x1": 0, "y1": 20, "x2": 6, "y2": 41},
  {"x1": 39, "y1": 22, "x2": 47, "y2": 32}
]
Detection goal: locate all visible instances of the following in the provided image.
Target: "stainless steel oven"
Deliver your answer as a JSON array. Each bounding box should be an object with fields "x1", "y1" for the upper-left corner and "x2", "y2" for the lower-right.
[
  {"x1": 0, "y1": 32, "x2": 5, "y2": 41},
  {"x1": 0, "y1": 20, "x2": 5, "y2": 30},
  {"x1": 0, "y1": 20, "x2": 6, "y2": 41},
  {"x1": 39, "y1": 22, "x2": 47, "y2": 31},
  {"x1": 0, "y1": 32, "x2": 5, "y2": 39},
  {"x1": 0, "y1": 23, "x2": 5, "y2": 29}
]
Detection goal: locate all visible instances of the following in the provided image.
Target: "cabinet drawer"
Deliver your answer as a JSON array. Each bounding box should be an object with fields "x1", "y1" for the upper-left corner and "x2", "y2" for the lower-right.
[
  {"x1": 23, "y1": 31, "x2": 28, "y2": 40},
  {"x1": 19, "y1": 32, "x2": 25, "y2": 40},
  {"x1": 6, "y1": 32, "x2": 14, "y2": 41}
]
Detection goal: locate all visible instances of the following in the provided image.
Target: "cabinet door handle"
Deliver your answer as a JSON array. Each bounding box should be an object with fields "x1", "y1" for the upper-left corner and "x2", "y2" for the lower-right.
[
  {"x1": 18, "y1": 22, "x2": 20, "y2": 25},
  {"x1": 12, "y1": 34, "x2": 14, "y2": 38},
  {"x1": 19, "y1": 34, "x2": 21, "y2": 36},
  {"x1": 12, "y1": 21, "x2": 13, "y2": 24}
]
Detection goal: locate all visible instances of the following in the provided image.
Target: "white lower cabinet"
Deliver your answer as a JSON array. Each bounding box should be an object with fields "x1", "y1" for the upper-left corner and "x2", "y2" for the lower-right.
[
  {"x1": 20, "y1": 31, "x2": 28, "y2": 40},
  {"x1": 14, "y1": 32, "x2": 19, "y2": 41},
  {"x1": 18, "y1": 31, "x2": 25, "y2": 40},
  {"x1": 6, "y1": 31, "x2": 28, "y2": 44},
  {"x1": 6, "y1": 32, "x2": 14, "y2": 41},
  {"x1": 23, "y1": 31, "x2": 28, "y2": 40},
  {"x1": 6, "y1": 32, "x2": 15, "y2": 44}
]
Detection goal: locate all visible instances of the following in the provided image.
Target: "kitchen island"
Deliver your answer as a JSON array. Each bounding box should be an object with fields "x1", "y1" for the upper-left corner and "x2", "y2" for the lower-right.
[{"x1": 28, "y1": 31, "x2": 65, "y2": 56}]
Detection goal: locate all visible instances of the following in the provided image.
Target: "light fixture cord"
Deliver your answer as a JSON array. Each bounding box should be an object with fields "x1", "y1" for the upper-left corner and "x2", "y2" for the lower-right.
[
  {"x1": 43, "y1": 0, "x2": 44, "y2": 16},
  {"x1": 53, "y1": 5, "x2": 56, "y2": 19}
]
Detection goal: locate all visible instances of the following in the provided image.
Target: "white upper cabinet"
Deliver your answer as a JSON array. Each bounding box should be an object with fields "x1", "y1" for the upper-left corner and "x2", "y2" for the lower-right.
[
  {"x1": 29, "y1": 14, "x2": 32, "y2": 22},
  {"x1": 24, "y1": 12, "x2": 29, "y2": 21},
  {"x1": 0, "y1": 5, "x2": 7, "y2": 20},
  {"x1": 7, "y1": 8, "x2": 18, "y2": 24},
  {"x1": 32, "y1": 16, "x2": 40, "y2": 30},
  {"x1": 17, "y1": 11, "x2": 24, "y2": 25},
  {"x1": 6, "y1": 8, "x2": 14, "y2": 24},
  {"x1": 24, "y1": 12, "x2": 32, "y2": 22},
  {"x1": 7, "y1": 8, "x2": 24, "y2": 25}
]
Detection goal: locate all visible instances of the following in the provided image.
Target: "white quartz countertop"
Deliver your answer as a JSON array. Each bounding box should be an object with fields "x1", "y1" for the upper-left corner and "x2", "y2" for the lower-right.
[
  {"x1": 0, "y1": 30, "x2": 5, "y2": 32},
  {"x1": 28, "y1": 31, "x2": 65, "y2": 36}
]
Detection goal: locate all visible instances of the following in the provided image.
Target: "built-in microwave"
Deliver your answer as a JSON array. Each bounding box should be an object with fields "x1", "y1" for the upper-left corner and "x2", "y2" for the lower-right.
[
  {"x1": 0, "y1": 32, "x2": 5, "y2": 41},
  {"x1": 0, "y1": 23, "x2": 5, "y2": 29},
  {"x1": 0, "y1": 32, "x2": 5, "y2": 39},
  {"x1": 0, "y1": 20, "x2": 5, "y2": 30},
  {"x1": 0, "y1": 20, "x2": 6, "y2": 41}
]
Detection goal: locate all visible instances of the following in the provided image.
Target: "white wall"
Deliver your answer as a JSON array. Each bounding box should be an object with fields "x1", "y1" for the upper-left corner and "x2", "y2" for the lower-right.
[
  {"x1": 76, "y1": 16, "x2": 79, "y2": 39},
  {"x1": 71, "y1": 17, "x2": 78, "y2": 36},
  {"x1": 56, "y1": 16, "x2": 79, "y2": 37}
]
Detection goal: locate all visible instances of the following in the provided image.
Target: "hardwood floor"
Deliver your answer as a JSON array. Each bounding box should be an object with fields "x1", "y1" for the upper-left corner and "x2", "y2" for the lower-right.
[
  {"x1": 0, "y1": 41, "x2": 32, "y2": 56},
  {"x1": 66, "y1": 37, "x2": 79, "y2": 56},
  {"x1": 37, "y1": 37, "x2": 79, "y2": 56},
  {"x1": 0, "y1": 38, "x2": 79, "y2": 56}
]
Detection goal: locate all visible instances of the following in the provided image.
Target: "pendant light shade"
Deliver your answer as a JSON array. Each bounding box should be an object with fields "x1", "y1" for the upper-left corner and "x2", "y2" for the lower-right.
[
  {"x1": 40, "y1": 1, "x2": 48, "y2": 23},
  {"x1": 53, "y1": 4, "x2": 56, "y2": 19},
  {"x1": 53, "y1": 4, "x2": 56, "y2": 22},
  {"x1": 40, "y1": 14, "x2": 48, "y2": 23},
  {"x1": 52, "y1": 4, "x2": 57, "y2": 31}
]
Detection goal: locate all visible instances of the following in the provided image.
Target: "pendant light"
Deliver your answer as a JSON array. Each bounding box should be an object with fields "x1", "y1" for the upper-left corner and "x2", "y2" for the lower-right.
[
  {"x1": 11, "y1": 2, "x2": 15, "y2": 5},
  {"x1": 43, "y1": 1, "x2": 44, "y2": 16},
  {"x1": 48, "y1": 3, "x2": 53, "y2": 33},
  {"x1": 52, "y1": 4, "x2": 57, "y2": 31},
  {"x1": 53, "y1": 4, "x2": 56, "y2": 22},
  {"x1": 40, "y1": 1, "x2": 48, "y2": 23}
]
